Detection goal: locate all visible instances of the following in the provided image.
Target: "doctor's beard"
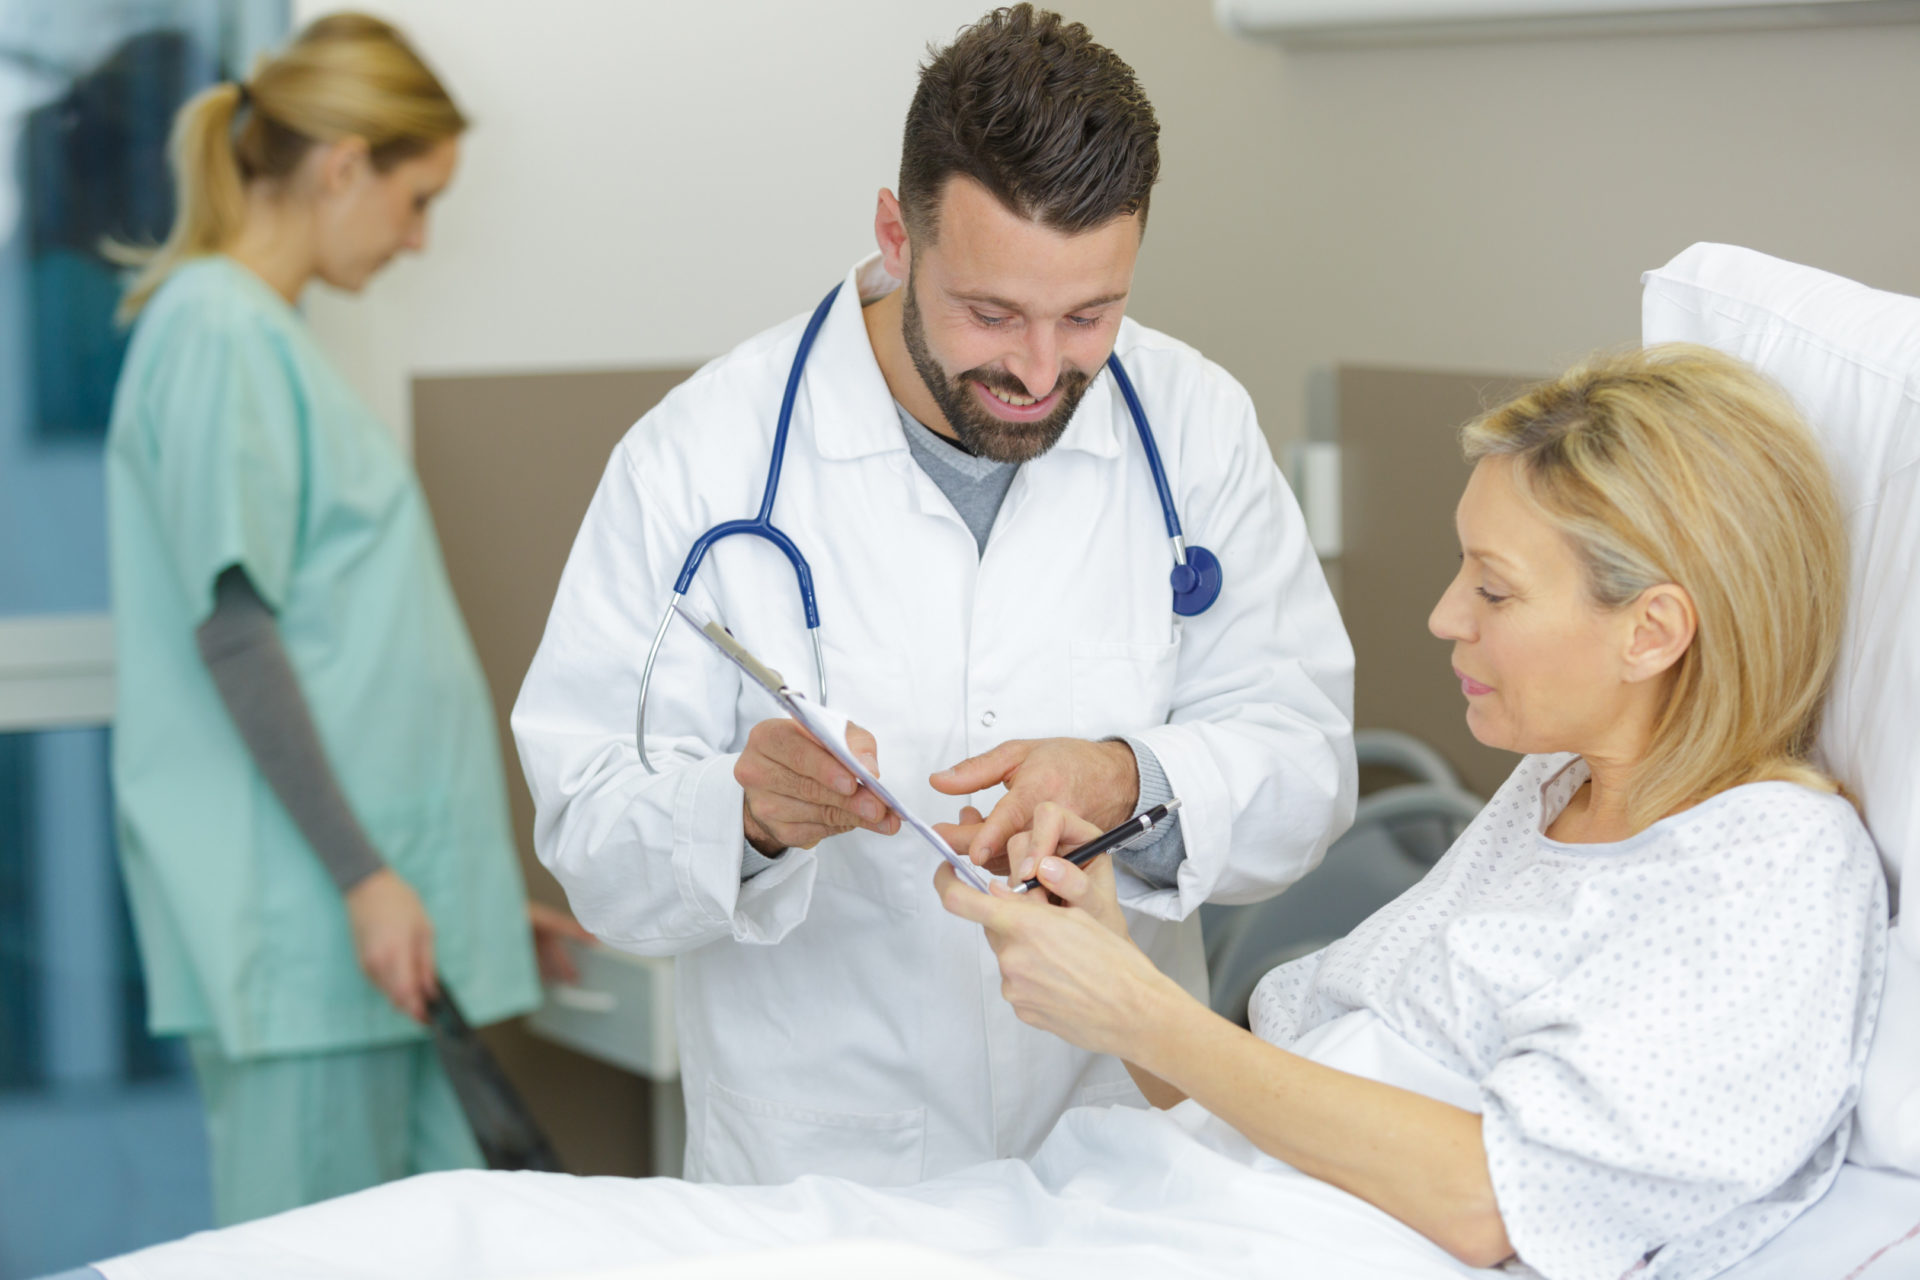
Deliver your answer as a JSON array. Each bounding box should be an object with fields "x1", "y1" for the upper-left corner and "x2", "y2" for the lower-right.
[{"x1": 901, "y1": 270, "x2": 1092, "y2": 464}]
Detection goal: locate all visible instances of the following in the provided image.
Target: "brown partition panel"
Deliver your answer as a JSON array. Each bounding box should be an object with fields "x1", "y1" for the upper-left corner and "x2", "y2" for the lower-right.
[
  {"x1": 1332, "y1": 365, "x2": 1539, "y2": 802},
  {"x1": 413, "y1": 365, "x2": 697, "y2": 1176}
]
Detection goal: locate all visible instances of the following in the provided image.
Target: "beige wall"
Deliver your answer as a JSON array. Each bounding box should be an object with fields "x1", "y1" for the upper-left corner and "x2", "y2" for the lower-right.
[
  {"x1": 1102, "y1": 4, "x2": 1920, "y2": 447},
  {"x1": 294, "y1": 2, "x2": 1920, "y2": 456}
]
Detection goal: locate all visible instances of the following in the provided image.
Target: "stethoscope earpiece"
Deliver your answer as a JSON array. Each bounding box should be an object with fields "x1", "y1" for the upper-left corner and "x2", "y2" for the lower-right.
[{"x1": 1170, "y1": 544, "x2": 1223, "y2": 617}]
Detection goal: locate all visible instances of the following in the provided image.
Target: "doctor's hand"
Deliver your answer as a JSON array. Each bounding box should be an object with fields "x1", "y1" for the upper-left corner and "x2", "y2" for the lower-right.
[
  {"x1": 736, "y1": 717, "x2": 900, "y2": 856},
  {"x1": 935, "y1": 854, "x2": 1176, "y2": 1062},
  {"x1": 345, "y1": 868, "x2": 438, "y2": 1023},
  {"x1": 930, "y1": 738, "x2": 1137, "y2": 875}
]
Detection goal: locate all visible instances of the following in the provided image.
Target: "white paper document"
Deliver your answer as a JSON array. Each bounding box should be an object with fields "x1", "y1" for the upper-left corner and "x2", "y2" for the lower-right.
[{"x1": 672, "y1": 603, "x2": 993, "y2": 893}]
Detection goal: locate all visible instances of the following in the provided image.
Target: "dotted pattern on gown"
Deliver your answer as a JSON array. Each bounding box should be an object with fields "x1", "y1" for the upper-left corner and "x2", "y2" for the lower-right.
[{"x1": 1249, "y1": 753, "x2": 1888, "y2": 1280}]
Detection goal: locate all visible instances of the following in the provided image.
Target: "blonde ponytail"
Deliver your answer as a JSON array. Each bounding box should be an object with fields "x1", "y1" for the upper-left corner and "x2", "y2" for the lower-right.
[
  {"x1": 110, "y1": 82, "x2": 249, "y2": 321},
  {"x1": 112, "y1": 12, "x2": 464, "y2": 323}
]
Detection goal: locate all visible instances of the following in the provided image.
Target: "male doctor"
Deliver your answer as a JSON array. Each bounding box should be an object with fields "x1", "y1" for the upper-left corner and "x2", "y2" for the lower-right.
[{"x1": 512, "y1": 4, "x2": 1354, "y2": 1187}]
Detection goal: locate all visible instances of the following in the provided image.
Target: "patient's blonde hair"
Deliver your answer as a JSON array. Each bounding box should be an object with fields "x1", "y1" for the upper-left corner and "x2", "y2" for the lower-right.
[
  {"x1": 1462, "y1": 344, "x2": 1848, "y2": 828},
  {"x1": 114, "y1": 12, "x2": 465, "y2": 322}
]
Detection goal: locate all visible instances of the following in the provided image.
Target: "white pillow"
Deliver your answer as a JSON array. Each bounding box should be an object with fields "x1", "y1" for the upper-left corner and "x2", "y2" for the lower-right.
[{"x1": 1642, "y1": 242, "x2": 1920, "y2": 1173}]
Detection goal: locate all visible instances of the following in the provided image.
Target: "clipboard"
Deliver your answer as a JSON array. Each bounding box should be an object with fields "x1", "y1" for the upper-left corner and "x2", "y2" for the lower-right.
[{"x1": 673, "y1": 603, "x2": 993, "y2": 894}]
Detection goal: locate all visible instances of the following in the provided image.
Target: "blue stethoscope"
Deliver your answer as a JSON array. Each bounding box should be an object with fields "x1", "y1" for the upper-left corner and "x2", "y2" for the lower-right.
[{"x1": 635, "y1": 284, "x2": 1222, "y2": 770}]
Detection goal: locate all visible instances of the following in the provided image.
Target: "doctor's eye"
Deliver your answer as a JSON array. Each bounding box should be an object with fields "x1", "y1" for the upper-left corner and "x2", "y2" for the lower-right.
[
  {"x1": 1065, "y1": 313, "x2": 1102, "y2": 329},
  {"x1": 971, "y1": 310, "x2": 1010, "y2": 328}
]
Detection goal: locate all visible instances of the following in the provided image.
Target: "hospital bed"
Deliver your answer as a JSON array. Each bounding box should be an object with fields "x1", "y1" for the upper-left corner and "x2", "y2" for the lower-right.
[{"x1": 58, "y1": 243, "x2": 1920, "y2": 1280}]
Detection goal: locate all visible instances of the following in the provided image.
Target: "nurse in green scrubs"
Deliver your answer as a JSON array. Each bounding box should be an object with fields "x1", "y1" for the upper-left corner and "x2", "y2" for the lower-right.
[{"x1": 105, "y1": 13, "x2": 586, "y2": 1225}]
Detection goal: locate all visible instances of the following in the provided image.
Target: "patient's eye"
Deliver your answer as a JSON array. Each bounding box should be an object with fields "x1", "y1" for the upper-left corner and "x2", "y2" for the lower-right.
[{"x1": 1476, "y1": 587, "x2": 1508, "y2": 605}]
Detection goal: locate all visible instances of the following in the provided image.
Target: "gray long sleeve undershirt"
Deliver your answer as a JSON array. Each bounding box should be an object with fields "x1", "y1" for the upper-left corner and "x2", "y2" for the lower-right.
[
  {"x1": 739, "y1": 407, "x2": 1185, "y2": 888},
  {"x1": 195, "y1": 565, "x2": 386, "y2": 893}
]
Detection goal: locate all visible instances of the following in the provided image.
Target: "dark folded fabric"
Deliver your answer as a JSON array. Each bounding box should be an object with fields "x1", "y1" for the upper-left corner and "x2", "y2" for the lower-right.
[{"x1": 425, "y1": 984, "x2": 564, "y2": 1173}]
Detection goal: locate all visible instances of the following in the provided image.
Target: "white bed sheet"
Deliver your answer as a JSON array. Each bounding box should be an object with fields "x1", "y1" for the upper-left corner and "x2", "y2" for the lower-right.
[
  {"x1": 1716, "y1": 1162, "x2": 1920, "y2": 1280},
  {"x1": 96, "y1": 1007, "x2": 1920, "y2": 1280}
]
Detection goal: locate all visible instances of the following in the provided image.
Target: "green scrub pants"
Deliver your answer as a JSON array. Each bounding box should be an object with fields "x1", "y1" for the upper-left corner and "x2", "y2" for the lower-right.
[{"x1": 187, "y1": 1036, "x2": 482, "y2": 1226}]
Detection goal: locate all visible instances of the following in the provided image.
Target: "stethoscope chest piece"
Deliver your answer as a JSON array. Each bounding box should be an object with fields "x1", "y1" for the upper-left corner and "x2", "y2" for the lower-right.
[{"x1": 1170, "y1": 543, "x2": 1223, "y2": 617}]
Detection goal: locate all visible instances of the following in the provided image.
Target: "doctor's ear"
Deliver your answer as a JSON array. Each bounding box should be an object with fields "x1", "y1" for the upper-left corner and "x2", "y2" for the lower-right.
[{"x1": 874, "y1": 188, "x2": 911, "y2": 280}]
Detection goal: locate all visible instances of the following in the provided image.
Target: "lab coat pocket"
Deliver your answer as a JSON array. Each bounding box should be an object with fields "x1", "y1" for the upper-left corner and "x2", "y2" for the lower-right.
[
  {"x1": 1067, "y1": 637, "x2": 1182, "y2": 741},
  {"x1": 703, "y1": 1078, "x2": 927, "y2": 1186}
]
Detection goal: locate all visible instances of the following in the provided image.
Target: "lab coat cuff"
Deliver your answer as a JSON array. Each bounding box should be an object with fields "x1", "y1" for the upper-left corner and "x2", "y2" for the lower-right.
[
  {"x1": 674, "y1": 752, "x2": 817, "y2": 944},
  {"x1": 1112, "y1": 723, "x2": 1231, "y2": 921}
]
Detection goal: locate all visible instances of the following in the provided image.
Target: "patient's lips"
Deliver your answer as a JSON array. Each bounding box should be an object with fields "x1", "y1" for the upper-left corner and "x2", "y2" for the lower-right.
[{"x1": 1454, "y1": 668, "x2": 1493, "y2": 697}]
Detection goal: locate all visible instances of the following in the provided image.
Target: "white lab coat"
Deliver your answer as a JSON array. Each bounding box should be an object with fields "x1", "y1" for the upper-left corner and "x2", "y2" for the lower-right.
[{"x1": 511, "y1": 255, "x2": 1356, "y2": 1187}]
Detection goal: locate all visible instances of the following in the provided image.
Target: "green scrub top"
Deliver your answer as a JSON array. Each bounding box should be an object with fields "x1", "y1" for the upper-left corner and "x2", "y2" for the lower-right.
[{"x1": 106, "y1": 256, "x2": 540, "y2": 1058}]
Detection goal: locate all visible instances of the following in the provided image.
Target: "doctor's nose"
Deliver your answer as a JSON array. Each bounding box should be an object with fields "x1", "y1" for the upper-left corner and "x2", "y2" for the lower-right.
[{"x1": 1002, "y1": 333, "x2": 1062, "y2": 401}]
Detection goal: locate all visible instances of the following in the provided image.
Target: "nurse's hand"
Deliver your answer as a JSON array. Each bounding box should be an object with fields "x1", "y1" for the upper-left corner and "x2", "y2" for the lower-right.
[
  {"x1": 345, "y1": 869, "x2": 438, "y2": 1023},
  {"x1": 930, "y1": 738, "x2": 1137, "y2": 875},
  {"x1": 736, "y1": 717, "x2": 900, "y2": 856},
  {"x1": 528, "y1": 901, "x2": 596, "y2": 985}
]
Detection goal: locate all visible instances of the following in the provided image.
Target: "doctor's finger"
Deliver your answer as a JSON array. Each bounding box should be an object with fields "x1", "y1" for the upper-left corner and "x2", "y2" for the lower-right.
[
  {"x1": 745, "y1": 794, "x2": 860, "y2": 846},
  {"x1": 760, "y1": 762, "x2": 896, "y2": 833},
  {"x1": 932, "y1": 817, "x2": 982, "y2": 856},
  {"x1": 843, "y1": 721, "x2": 881, "y2": 776},
  {"x1": 931, "y1": 739, "x2": 1032, "y2": 795},
  {"x1": 761, "y1": 722, "x2": 869, "y2": 797},
  {"x1": 968, "y1": 793, "x2": 1038, "y2": 868},
  {"x1": 741, "y1": 751, "x2": 876, "y2": 816}
]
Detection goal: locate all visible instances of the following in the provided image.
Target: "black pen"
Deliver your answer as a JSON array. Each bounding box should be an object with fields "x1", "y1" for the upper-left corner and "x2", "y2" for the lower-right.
[{"x1": 1012, "y1": 798, "x2": 1182, "y2": 893}]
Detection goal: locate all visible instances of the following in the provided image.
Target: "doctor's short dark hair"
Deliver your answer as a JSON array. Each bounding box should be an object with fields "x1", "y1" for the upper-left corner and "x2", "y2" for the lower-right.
[{"x1": 898, "y1": 4, "x2": 1160, "y2": 244}]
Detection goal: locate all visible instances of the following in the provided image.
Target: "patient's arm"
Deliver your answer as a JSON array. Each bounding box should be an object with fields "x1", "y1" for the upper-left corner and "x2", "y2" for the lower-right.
[
  {"x1": 1134, "y1": 995, "x2": 1511, "y2": 1269},
  {"x1": 938, "y1": 812, "x2": 1514, "y2": 1271}
]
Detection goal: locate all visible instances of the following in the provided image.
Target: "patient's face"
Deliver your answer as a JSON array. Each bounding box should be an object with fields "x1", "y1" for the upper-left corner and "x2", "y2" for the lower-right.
[{"x1": 1428, "y1": 458, "x2": 1636, "y2": 756}]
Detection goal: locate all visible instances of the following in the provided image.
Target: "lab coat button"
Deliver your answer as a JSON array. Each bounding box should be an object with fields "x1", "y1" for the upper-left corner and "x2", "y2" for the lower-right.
[{"x1": 980, "y1": 710, "x2": 997, "y2": 727}]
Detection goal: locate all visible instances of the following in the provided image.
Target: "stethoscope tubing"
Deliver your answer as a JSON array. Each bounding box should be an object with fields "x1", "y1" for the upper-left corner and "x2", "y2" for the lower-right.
[{"x1": 635, "y1": 283, "x2": 1217, "y2": 773}]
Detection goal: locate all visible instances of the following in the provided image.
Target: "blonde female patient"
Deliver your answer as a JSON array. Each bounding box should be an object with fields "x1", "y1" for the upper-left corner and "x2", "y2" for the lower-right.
[{"x1": 99, "y1": 347, "x2": 1885, "y2": 1280}]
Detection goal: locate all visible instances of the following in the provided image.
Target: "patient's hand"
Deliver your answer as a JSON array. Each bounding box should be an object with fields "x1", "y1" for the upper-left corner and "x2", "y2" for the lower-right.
[
  {"x1": 1006, "y1": 801, "x2": 1132, "y2": 940},
  {"x1": 935, "y1": 846, "x2": 1178, "y2": 1062}
]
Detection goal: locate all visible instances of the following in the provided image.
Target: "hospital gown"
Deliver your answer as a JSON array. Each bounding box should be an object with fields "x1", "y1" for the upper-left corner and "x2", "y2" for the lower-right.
[{"x1": 97, "y1": 754, "x2": 1885, "y2": 1280}]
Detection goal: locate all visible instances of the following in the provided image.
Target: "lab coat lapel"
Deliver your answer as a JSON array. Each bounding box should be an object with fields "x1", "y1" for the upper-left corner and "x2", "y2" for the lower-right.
[{"x1": 803, "y1": 258, "x2": 911, "y2": 464}]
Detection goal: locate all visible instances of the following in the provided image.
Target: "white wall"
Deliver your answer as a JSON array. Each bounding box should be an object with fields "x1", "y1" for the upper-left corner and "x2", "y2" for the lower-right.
[
  {"x1": 293, "y1": 1, "x2": 1920, "y2": 451},
  {"x1": 292, "y1": 0, "x2": 991, "y2": 435}
]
